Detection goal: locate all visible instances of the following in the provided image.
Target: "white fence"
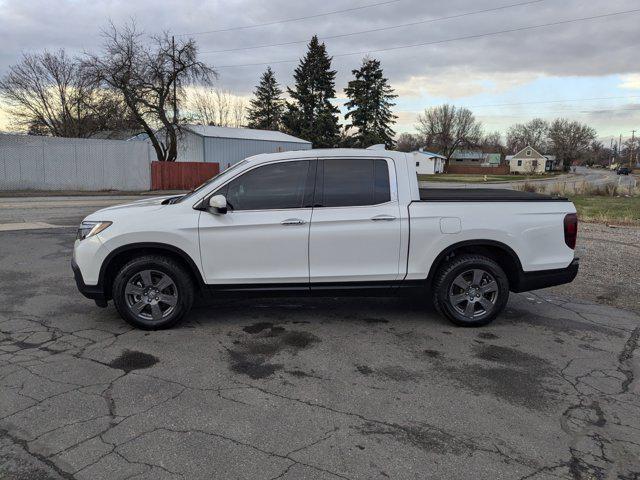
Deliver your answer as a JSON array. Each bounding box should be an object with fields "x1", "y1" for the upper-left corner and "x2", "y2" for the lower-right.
[{"x1": 0, "y1": 134, "x2": 153, "y2": 191}]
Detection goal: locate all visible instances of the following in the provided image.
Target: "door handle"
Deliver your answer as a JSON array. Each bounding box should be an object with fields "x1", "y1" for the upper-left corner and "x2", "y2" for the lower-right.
[
  {"x1": 281, "y1": 218, "x2": 307, "y2": 225},
  {"x1": 370, "y1": 214, "x2": 396, "y2": 221}
]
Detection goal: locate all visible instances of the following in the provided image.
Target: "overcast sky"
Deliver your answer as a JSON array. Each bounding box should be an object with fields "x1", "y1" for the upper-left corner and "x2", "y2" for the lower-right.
[{"x1": 1, "y1": 0, "x2": 639, "y2": 141}]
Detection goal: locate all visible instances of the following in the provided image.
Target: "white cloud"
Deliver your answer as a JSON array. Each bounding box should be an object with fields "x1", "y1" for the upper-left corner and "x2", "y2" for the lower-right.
[
  {"x1": 618, "y1": 74, "x2": 640, "y2": 90},
  {"x1": 393, "y1": 71, "x2": 536, "y2": 99}
]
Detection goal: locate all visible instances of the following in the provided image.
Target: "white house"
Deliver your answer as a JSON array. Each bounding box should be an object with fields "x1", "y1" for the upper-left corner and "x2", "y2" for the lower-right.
[
  {"x1": 507, "y1": 145, "x2": 555, "y2": 174},
  {"x1": 412, "y1": 150, "x2": 447, "y2": 175}
]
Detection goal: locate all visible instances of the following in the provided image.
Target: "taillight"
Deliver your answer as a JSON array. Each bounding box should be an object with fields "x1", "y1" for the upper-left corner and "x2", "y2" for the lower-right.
[{"x1": 564, "y1": 213, "x2": 578, "y2": 249}]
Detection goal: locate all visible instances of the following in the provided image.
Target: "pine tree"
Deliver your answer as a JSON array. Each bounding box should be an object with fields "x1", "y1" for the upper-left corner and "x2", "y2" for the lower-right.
[
  {"x1": 344, "y1": 57, "x2": 397, "y2": 148},
  {"x1": 282, "y1": 36, "x2": 340, "y2": 148},
  {"x1": 246, "y1": 67, "x2": 284, "y2": 130}
]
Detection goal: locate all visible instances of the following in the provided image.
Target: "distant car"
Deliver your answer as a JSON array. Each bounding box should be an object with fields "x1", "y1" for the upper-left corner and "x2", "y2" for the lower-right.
[{"x1": 616, "y1": 167, "x2": 631, "y2": 175}]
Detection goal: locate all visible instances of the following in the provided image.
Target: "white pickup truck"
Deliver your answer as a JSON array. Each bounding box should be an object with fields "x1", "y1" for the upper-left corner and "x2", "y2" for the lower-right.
[{"x1": 72, "y1": 148, "x2": 579, "y2": 329}]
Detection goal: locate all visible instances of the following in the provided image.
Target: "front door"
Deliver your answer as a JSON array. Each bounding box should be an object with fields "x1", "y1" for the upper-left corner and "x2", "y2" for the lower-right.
[
  {"x1": 309, "y1": 158, "x2": 402, "y2": 283},
  {"x1": 198, "y1": 159, "x2": 315, "y2": 284}
]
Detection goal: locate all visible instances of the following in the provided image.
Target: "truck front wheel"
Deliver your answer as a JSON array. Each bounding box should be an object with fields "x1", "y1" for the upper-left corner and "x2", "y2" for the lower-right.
[
  {"x1": 432, "y1": 254, "x2": 509, "y2": 327},
  {"x1": 112, "y1": 255, "x2": 194, "y2": 330}
]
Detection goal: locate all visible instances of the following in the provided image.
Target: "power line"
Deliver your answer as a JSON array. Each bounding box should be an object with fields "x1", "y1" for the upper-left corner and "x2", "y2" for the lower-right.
[
  {"x1": 213, "y1": 7, "x2": 640, "y2": 69},
  {"x1": 201, "y1": 0, "x2": 545, "y2": 54},
  {"x1": 177, "y1": 0, "x2": 402, "y2": 36}
]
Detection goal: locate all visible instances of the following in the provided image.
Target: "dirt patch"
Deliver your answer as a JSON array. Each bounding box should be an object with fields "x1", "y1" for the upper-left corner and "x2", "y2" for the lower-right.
[
  {"x1": 227, "y1": 326, "x2": 320, "y2": 379},
  {"x1": 356, "y1": 365, "x2": 373, "y2": 375},
  {"x1": 423, "y1": 349, "x2": 442, "y2": 359},
  {"x1": 477, "y1": 332, "x2": 499, "y2": 340},
  {"x1": 228, "y1": 350, "x2": 282, "y2": 380},
  {"x1": 108, "y1": 350, "x2": 159, "y2": 373},
  {"x1": 362, "y1": 317, "x2": 389, "y2": 324}
]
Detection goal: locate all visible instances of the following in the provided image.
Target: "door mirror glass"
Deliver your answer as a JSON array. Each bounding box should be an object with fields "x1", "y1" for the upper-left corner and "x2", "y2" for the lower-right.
[{"x1": 209, "y1": 195, "x2": 227, "y2": 214}]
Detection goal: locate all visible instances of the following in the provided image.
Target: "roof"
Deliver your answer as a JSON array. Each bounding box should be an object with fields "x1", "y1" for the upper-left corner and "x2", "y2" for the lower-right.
[
  {"x1": 451, "y1": 150, "x2": 484, "y2": 159},
  {"x1": 184, "y1": 125, "x2": 311, "y2": 144},
  {"x1": 414, "y1": 150, "x2": 447, "y2": 159},
  {"x1": 511, "y1": 145, "x2": 545, "y2": 159}
]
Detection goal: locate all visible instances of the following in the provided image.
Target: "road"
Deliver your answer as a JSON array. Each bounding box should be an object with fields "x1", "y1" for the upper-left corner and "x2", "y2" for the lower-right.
[
  {"x1": 420, "y1": 166, "x2": 637, "y2": 190},
  {"x1": 0, "y1": 198, "x2": 639, "y2": 479}
]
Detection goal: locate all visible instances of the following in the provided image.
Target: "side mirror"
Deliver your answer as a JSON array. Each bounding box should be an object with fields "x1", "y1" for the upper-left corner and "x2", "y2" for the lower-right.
[{"x1": 208, "y1": 195, "x2": 227, "y2": 214}]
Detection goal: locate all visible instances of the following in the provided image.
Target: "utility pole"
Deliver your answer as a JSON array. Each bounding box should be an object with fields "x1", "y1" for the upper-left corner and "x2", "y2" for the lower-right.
[
  {"x1": 609, "y1": 137, "x2": 613, "y2": 168},
  {"x1": 172, "y1": 35, "x2": 178, "y2": 125},
  {"x1": 631, "y1": 130, "x2": 636, "y2": 168}
]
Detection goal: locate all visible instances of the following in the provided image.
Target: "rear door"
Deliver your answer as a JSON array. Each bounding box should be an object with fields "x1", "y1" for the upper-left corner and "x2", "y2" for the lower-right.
[{"x1": 309, "y1": 157, "x2": 402, "y2": 283}]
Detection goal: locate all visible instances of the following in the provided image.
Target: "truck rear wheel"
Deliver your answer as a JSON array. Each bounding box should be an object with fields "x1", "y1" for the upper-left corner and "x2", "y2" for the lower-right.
[
  {"x1": 432, "y1": 254, "x2": 509, "y2": 327},
  {"x1": 112, "y1": 255, "x2": 194, "y2": 330}
]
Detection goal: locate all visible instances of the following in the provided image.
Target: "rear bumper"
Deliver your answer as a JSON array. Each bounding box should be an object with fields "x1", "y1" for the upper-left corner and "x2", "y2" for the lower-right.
[
  {"x1": 71, "y1": 258, "x2": 107, "y2": 307},
  {"x1": 513, "y1": 258, "x2": 579, "y2": 293}
]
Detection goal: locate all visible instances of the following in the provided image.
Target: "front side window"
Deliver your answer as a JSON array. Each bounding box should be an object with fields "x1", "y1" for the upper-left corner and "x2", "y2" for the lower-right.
[
  {"x1": 318, "y1": 159, "x2": 391, "y2": 207},
  {"x1": 217, "y1": 160, "x2": 310, "y2": 211}
]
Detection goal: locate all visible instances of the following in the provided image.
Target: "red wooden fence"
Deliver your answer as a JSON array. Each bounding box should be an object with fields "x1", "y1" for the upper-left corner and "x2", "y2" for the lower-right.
[{"x1": 151, "y1": 161, "x2": 220, "y2": 190}]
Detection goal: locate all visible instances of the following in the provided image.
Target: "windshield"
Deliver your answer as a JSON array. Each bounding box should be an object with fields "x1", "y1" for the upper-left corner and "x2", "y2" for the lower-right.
[{"x1": 175, "y1": 160, "x2": 249, "y2": 203}]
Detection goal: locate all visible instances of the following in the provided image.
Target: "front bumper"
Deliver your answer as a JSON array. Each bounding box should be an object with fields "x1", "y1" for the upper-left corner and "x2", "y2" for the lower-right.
[
  {"x1": 512, "y1": 258, "x2": 579, "y2": 293},
  {"x1": 71, "y1": 258, "x2": 107, "y2": 307}
]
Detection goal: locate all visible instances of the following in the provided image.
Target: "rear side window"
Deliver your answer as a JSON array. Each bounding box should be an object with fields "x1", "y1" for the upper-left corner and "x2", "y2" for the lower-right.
[
  {"x1": 219, "y1": 160, "x2": 310, "y2": 211},
  {"x1": 318, "y1": 159, "x2": 391, "y2": 207}
]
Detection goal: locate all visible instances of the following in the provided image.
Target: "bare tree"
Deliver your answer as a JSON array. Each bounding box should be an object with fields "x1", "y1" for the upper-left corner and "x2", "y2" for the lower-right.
[
  {"x1": 83, "y1": 22, "x2": 216, "y2": 161},
  {"x1": 481, "y1": 131, "x2": 505, "y2": 153},
  {"x1": 506, "y1": 118, "x2": 549, "y2": 153},
  {"x1": 548, "y1": 119, "x2": 596, "y2": 171},
  {"x1": 415, "y1": 104, "x2": 482, "y2": 162},
  {"x1": 188, "y1": 88, "x2": 247, "y2": 127},
  {"x1": 0, "y1": 49, "x2": 136, "y2": 137},
  {"x1": 395, "y1": 132, "x2": 422, "y2": 152}
]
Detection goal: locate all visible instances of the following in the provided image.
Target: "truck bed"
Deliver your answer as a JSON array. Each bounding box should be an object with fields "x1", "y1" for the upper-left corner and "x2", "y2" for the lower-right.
[{"x1": 418, "y1": 188, "x2": 568, "y2": 202}]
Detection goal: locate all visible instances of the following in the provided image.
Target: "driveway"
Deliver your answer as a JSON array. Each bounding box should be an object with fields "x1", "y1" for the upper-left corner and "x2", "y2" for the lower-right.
[{"x1": 1, "y1": 198, "x2": 639, "y2": 479}]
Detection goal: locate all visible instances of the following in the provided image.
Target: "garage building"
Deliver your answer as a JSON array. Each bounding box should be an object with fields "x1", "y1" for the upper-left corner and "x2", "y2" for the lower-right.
[{"x1": 131, "y1": 125, "x2": 312, "y2": 170}]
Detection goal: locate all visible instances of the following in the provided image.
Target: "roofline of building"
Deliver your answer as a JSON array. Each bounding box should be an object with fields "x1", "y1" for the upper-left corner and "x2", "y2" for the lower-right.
[{"x1": 182, "y1": 125, "x2": 311, "y2": 144}]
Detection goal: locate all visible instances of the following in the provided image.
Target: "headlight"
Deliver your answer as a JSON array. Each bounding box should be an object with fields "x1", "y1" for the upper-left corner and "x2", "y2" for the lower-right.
[{"x1": 77, "y1": 221, "x2": 112, "y2": 240}]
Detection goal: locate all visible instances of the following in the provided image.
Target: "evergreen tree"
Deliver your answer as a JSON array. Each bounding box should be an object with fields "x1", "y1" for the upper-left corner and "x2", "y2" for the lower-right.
[
  {"x1": 282, "y1": 36, "x2": 340, "y2": 147},
  {"x1": 344, "y1": 57, "x2": 397, "y2": 148},
  {"x1": 246, "y1": 67, "x2": 284, "y2": 130}
]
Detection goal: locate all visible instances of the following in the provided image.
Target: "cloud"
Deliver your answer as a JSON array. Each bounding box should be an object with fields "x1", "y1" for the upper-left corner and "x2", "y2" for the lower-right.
[
  {"x1": 619, "y1": 74, "x2": 640, "y2": 90},
  {"x1": 394, "y1": 71, "x2": 535, "y2": 99}
]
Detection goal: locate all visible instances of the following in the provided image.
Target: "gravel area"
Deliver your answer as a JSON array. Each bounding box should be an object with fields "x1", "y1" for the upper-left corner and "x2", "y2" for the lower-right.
[{"x1": 545, "y1": 222, "x2": 640, "y2": 313}]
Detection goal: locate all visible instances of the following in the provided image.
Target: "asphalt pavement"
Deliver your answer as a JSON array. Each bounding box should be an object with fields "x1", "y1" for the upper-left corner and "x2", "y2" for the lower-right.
[{"x1": 0, "y1": 197, "x2": 639, "y2": 479}]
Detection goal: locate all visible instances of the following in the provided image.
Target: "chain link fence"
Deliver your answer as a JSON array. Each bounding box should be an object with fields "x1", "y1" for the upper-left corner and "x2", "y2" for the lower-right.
[{"x1": 0, "y1": 134, "x2": 152, "y2": 191}]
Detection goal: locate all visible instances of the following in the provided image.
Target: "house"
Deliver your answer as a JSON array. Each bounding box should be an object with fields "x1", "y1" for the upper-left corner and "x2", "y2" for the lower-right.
[
  {"x1": 130, "y1": 125, "x2": 312, "y2": 170},
  {"x1": 412, "y1": 149, "x2": 446, "y2": 174},
  {"x1": 507, "y1": 146, "x2": 558, "y2": 173},
  {"x1": 450, "y1": 150, "x2": 503, "y2": 166}
]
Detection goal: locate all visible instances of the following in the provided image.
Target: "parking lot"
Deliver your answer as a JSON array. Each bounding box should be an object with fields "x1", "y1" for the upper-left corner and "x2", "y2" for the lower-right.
[{"x1": 1, "y1": 197, "x2": 639, "y2": 479}]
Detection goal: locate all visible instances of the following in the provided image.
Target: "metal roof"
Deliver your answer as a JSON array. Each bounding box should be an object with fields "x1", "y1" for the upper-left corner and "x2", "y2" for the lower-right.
[
  {"x1": 413, "y1": 150, "x2": 446, "y2": 159},
  {"x1": 184, "y1": 125, "x2": 311, "y2": 144}
]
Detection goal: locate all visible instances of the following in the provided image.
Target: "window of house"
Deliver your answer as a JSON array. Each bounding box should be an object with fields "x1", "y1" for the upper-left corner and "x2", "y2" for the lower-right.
[
  {"x1": 526, "y1": 149, "x2": 532, "y2": 156},
  {"x1": 532, "y1": 160, "x2": 538, "y2": 167},
  {"x1": 416, "y1": 161, "x2": 420, "y2": 167},
  {"x1": 317, "y1": 159, "x2": 390, "y2": 207},
  {"x1": 517, "y1": 160, "x2": 522, "y2": 166}
]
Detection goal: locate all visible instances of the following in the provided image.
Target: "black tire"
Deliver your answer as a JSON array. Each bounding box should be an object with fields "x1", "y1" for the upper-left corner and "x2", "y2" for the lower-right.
[
  {"x1": 432, "y1": 254, "x2": 509, "y2": 327},
  {"x1": 112, "y1": 255, "x2": 194, "y2": 330}
]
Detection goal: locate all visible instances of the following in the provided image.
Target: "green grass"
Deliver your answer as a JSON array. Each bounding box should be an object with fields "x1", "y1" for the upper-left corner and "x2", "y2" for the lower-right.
[
  {"x1": 418, "y1": 173, "x2": 558, "y2": 183},
  {"x1": 569, "y1": 195, "x2": 640, "y2": 225}
]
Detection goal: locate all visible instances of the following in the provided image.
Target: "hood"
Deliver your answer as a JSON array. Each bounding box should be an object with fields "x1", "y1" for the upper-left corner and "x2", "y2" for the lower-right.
[{"x1": 83, "y1": 195, "x2": 179, "y2": 220}]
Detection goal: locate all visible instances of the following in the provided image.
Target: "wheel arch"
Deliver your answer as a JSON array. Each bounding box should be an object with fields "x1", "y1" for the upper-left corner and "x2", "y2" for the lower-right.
[
  {"x1": 425, "y1": 240, "x2": 524, "y2": 290},
  {"x1": 99, "y1": 242, "x2": 205, "y2": 300}
]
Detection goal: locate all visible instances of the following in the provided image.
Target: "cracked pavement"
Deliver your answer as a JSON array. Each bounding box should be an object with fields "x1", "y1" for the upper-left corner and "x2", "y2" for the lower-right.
[{"x1": 1, "y1": 202, "x2": 639, "y2": 479}]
